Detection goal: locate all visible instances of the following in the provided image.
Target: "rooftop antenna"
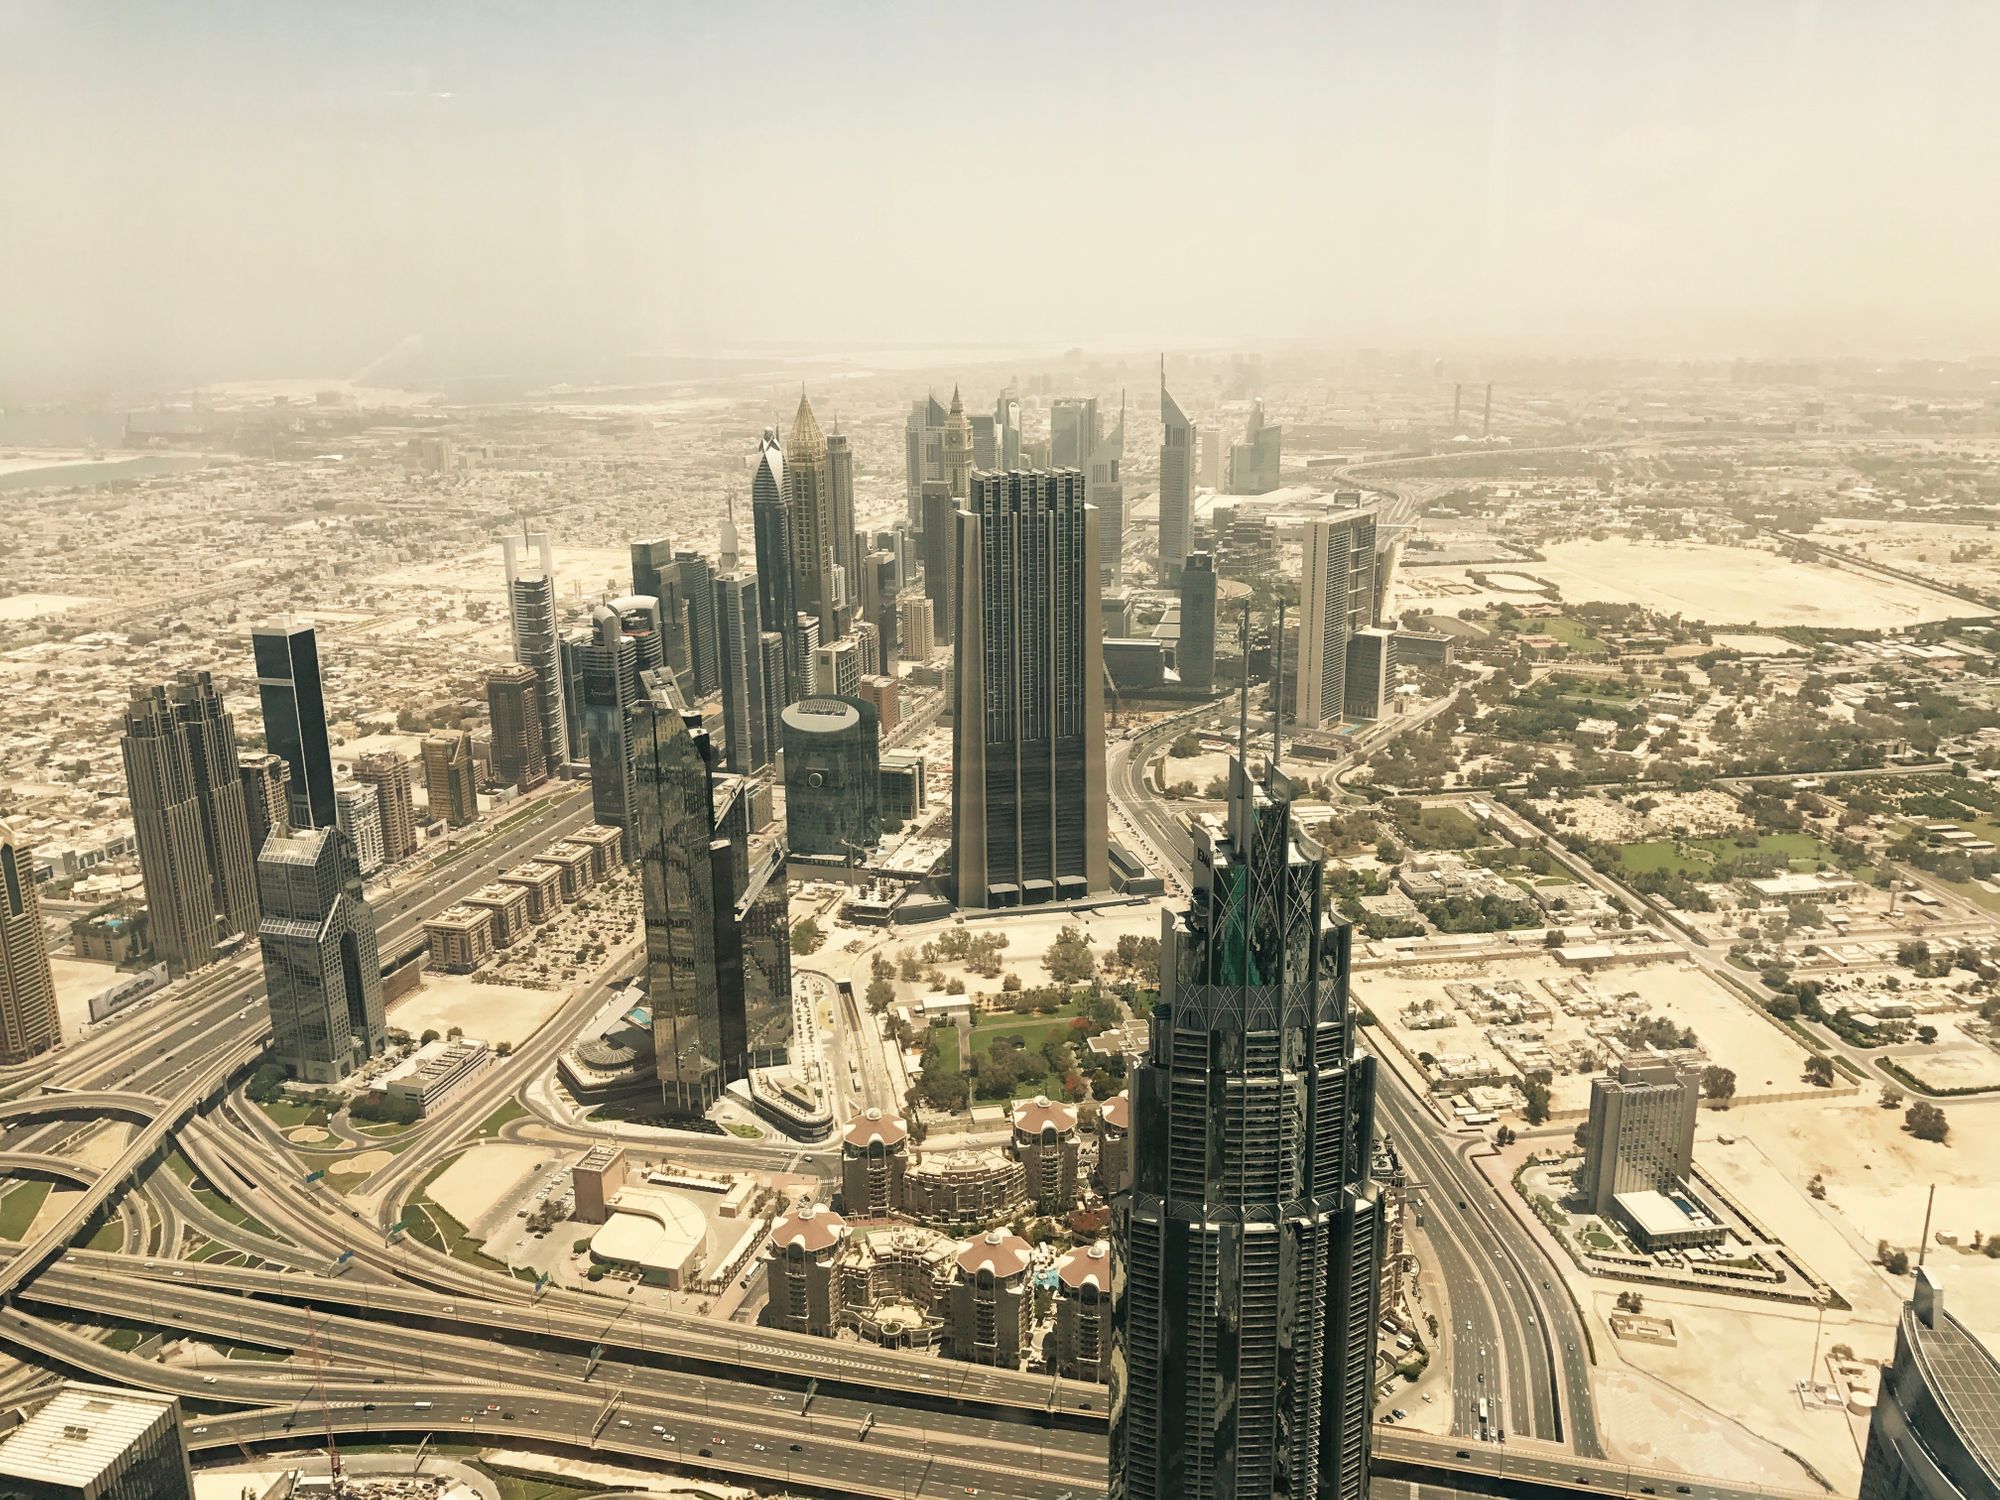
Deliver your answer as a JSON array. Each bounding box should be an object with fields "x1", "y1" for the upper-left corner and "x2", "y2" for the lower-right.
[
  {"x1": 1272, "y1": 597, "x2": 1286, "y2": 770},
  {"x1": 1236, "y1": 601, "x2": 1251, "y2": 766},
  {"x1": 1918, "y1": 1183, "x2": 1937, "y2": 1267}
]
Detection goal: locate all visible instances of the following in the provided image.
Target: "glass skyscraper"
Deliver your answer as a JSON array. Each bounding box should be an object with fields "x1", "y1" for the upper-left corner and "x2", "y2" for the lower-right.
[
  {"x1": 1112, "y1": 754, "x2": 1384, "y2": 1500},
  {"x1": 252, "y1": 620, "x2": 336, "y2": 831}
]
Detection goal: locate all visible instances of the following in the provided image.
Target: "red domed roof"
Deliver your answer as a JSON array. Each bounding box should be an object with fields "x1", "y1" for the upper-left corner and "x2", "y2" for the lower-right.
[
  {"x1": 769, "y1": 1201, "x2": 847, "y2": 1254},
  {"x1": 1099, "y1": 1092, "x2": 1130, "y2": 1131},
  {"x1": 1056, "y1": 1240, "x2": 1111, "y2": 1292},
  {"x1": 843, "y1": 1106, "x2": 908, "y2": 1149},
  {"x1": 955, "y1": 1228, "x2": 1032, "y2": 1280},
  {"x1": 1011, "y1": 1094, "x2": 1079, "y2": 1137}
]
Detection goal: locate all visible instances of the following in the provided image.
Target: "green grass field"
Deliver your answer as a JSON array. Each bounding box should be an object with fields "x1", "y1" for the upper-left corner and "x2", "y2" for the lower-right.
[
  {"x1": 0, "y1": 1180, "x2": 53, "y2": 1240},
  {"x1": 1544, "y1": 618, "x2": 1609, "y2": 656},
  {"x1": 476, "y1": 1100, "x2": 529, "y2": 1138},
  {"x1": 1394, "y1": 804, "x2": 1490, "y2": 850},
  {"x1": 1616, "y1": 832, "x2": 1837, "y2": 878}
]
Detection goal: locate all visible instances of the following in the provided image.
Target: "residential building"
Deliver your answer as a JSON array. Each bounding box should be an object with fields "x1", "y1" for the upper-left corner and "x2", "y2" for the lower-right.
[
  {"x1": 1010, "y1": 1094, "x2": 1080, "y2": 1213},
  {"x1": 1158, "y1": 361, "x2": 1195, "y2": 583},
  {"x1": 782, "y1": 697, "x2": 881, "y2": 862},
  {"x1": 421, "y1": 731, "x2": 478, "y2": 828},
  {"x1": 815, "y1": 637, "x2": 864, "y2": 700},
  {"x1": 0, "y1": 823, "x2": 59, "y2": 1066},
  {"x1": 425, "y1": 904, "x2": 495, "y2": 972},
  {"x1": 944, "y1": 1230, "x2": 1034, "y2": 1368},
  {"x1": 1097, "y1": 1091, "x2": 1129, "y2": 1198},
  {"x1": 237, "y1": 752, "x2": 289, "y2": 853},
  {"x1": 1344, "y1": 627, "x2": 1398, "y2": 722},
  {"x1": 503, "y1": 531, "x2": 571, "y2": 770},
  {"x1": 1055, "y1": 1241, "x2": 1113, "y2": 1383},
  {"x1": 1113, "y1": 755, "x2": 1384, "y2": 1500},
  {"x1": 252, "y1": 620, "x2": 337, "y2": 829},
  {"x1": 333, "y1": 782, "x2": 385, "y2": 877},
  {"x1": 951, "y1": 469, "x2": 1109, "y2": 907},
  {"x1": 1859, "y1": 1269, "x2": 2000, "y2": 1500},
  {"x1": 0, "y1": 1382, "x2": 194, "y2": 1499},
  {"x1": 841, "y1": 1108, "x2": 909, "y2": 1217},
  {"x1": 898, "y1": 594, "x2": 936, "y2": 662},
  {"x1": 351, "y1": 751, "x2": 418, "y2": 862},
  {"x1": 256, "y1": 826, "x2": 388, "y2": 1084},
  {"x1": 1298, "y1": 506, "x2": 1380, "y2": 729},
  {"x1": 1578, "y1": 1061, "x2": 1702, "y2": 1217}
]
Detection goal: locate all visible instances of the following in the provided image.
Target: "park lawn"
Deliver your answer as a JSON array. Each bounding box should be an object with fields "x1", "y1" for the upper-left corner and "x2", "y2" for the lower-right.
[
  {"x1": 0, "y1": 1180, "x2": 53, "y2": 1240},
  {"x1": 1394, "y1": 804, "x2": 1490, "y2": 850},
  {"x1": 258, "y1": 1097, "x2": 326, "y2": 1130},
  {"x1": 1544, "y1": 618, "x2": 1609, "y2": 656},
  {"x1": 1616, "y1": 832, "x2": 1840, "y2": 879},
  {"x1": 475, "y1": 1100, "x2": 529, "y2": 1138},
  {"x1": 969, "y1": 1013, "x2": 1086, "y2": 1060}
]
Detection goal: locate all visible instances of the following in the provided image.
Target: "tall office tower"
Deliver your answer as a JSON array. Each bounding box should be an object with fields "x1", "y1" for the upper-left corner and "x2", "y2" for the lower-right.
[
  {"x1": 854, "y1": 619, "x2": 882, "y2": 678},
  {"x1": 898, "y1": 595, "x2": 936, "y2": 663},
  {"x1": 629, "y1": 538, "x2": 690, "y2": 684},
  {"x1": 827, "y1": 429, "x2": 858, "y2": 610},
  {"x1": 815, "y1": 638, "x2": 864, "y2": 700},
  {"x1": 484, "y1": 663, "x2": 548, "y2": 793},
  {"x1": 1342, "y1": 628, "x2": 1397, "y2": 722},
  {"x1": 951, "y1": 469, "x2": 1109, "y2": 908},
  {"x1": 969, "y1": 410, "x2": 998, "y2": 470},
  {"x1": 256, "y1": 825, "x2": 387, "y2": 1084},
  {"x1": 751, "y1": 428, "x2": 804, "y2": 704},
  {"x1": 996, "y1": 392, "x2": 1023, "y2": 471},
  {"x1": 238, "y1": 752, "x2": 290, "y2": 854},
  {"x1": 859, "y1": 548, "x2": 900, "y2": 661},
  {"x1": 610, "y1": 594, "x2": 669, "y2": 685},
  {"x1": 758, "y1": 633, "x2": 789, "y2": 765},
  {"x1": 503, "y1": 531, "x2": 571, "y2": 771},
  {"x1": 782, "y1": 696, "x2": 881, "y2": 860},
  {"x1": 0, "y1": 823, "x2": 59, "y2": 1065},
  {"x1": 1577, "y1": 1061, "x2": 1702, "y2": 1217},
  {"x1": 252, "y1": 619, "x2": 337, "y2": 830},
  {"x1": 576, "y1": 605, "x2": 644, "y2": 838},
  {"x1": 1051, "y1": 396, "x2": 1096, "y2": 470},
  {"x1": 122, "y1": 685, "x2": 239, "y2": 974},
  {"x1": 1225, "y1": 400, "x2": 1283, "y2": 495},
  {"x1": 1096, "y1": 395, "x2": 1126, "y2": 584},
  {"x1": 786, "y1": 394, "x2": 838, "y2": 641},
  {"x1": 1178, "y1": 551, "x2": 1219, "y2": 694},
  {"x1": 351, "y1": 751, "x2": 418, "y2": 862},
  {"x1": 421, "y1": 731, "x2": 478, "y2": 828},
  {"x1": 670, "y1": 554, "x2": 721, "y2": 696},
  {"x1": 905, "y1": 393, "x2": 948, "y2": 527},
  {"x1": 1112, "y1": 753, "x2": 1384, "y2": 1500},
  {"x1": 1297, "y1": 506, "x2": 1380, "y2": 729},
  {"x1": 943, "y1": 386, "x2": 974, "y2": 500},
  {"x1": 1198, "y1": 424, "x2": 1225, "y2": 490},
  {"x1": 166, "y1": 671, "x2": 260, "y2": 939},
  {"x1": 1158, "y1": 361, "x2": 1195, "y2": 584},
  {"x1": 630, "y1": 673, "x2": 792, "y2": 1115},
  {"x1": 558, "y1": 625, "x2": 591, "y2": 771},
  {"x1": 1859, "y1": 1268, "x2": 2000, "y2": 1500},
  {"x1": 713, "y1": 571, "x2": 773, "y2": 774},
  {"x1": 333, "y1": 782, "x2": 386, "y2": 877},
  {"x1": 920, "y1": 480, "x2": 957, "y2": 646},
  {"x1": 795, "y1": 614, "x2": 822, "y2": 695}
]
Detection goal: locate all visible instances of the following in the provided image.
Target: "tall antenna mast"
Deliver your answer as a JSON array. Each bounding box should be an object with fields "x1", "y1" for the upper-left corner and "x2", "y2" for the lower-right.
[
  {"x1": 1918, "y1": 1183, "x2": 1937, "y2": 1267},
  {"x1": 1271, "y1": 597, "x2": 1286, "y2": 769}
]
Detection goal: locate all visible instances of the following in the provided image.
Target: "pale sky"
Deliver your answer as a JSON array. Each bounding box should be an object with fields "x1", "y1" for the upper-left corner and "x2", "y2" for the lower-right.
[{"x1": 3, "y1": 1, "x2": 1997, "y2": 393}]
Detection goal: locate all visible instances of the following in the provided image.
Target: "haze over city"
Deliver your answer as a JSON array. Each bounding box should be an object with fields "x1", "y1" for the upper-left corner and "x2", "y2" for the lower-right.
[{"x1": 0, "y1": 6, "x2": 1998, "y2": 1500}]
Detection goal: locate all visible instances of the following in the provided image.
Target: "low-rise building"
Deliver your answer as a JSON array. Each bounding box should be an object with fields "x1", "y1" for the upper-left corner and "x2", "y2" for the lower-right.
[
  {"x1": 565, "y1": 822, "x2": 626, "y2": 878},
  {"x1": 423, "y1": 904, "x2": 494, "y2": 973},
  {"x1": 463, "y1": 881, "x2": 532, "y2": 947},
  {"x1": 0, "y1": 1382, "x2": 194, "y2": 1499},
  {"x1": 534, "y1": 843, "x2": 594, "y2": 901},
  {"x1": 571, "y1": 1145, "x2": 628, "y2": 1224},
  {"x1": 379, "y1": 1036, "x2": 489, "y2": 1115},
  {"x1": 902, "y1": 1146, "x2": 1026, "y2": 1229},
  {"x1": 498, "y1": 860, "x2": 565, "y2": 921}
]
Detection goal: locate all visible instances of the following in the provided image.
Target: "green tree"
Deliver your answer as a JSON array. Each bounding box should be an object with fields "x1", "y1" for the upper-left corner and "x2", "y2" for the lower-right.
[
  {"x1": 1701, "y1": 1066, "x2": 1737, "y2": 1108},
  {"x1": 1906, "y1": 1101, "x2": 1950, "y2": 1144},
  {"x1": 791, "y1": 918, "x2": 824, "y2": 955},
  {"x1": 1044, "y1": 926, "x2": 1096, "y2": 984},
  {"x1": 1804, "y1": 1054, "x2": 1836, "y2": 1088},
  {"x1": 1522, "y1": 1078, "x2": 1551, "y2": 1125},
  {"x1": 865, "y1": 975, "x2": 895, "y2": 1013}
]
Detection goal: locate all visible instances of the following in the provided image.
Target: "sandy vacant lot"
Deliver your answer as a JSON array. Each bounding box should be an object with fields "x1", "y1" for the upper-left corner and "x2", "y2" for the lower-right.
[
  {"x1": 1531, "y1": 538, "x2": 1975, "y2": 628},
  {"x1": 1534, "y1": 790, "x2": 1747, "y2": 844},
  {"x1": 427, "y1": 1141, "x2": 550, "y2": 1232},
  {"x1": 389, "y1": 972, "x2": 569, "y2": 1048}
]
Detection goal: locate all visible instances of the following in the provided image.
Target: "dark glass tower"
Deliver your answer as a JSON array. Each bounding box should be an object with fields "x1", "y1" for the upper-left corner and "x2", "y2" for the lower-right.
[
  {"x1": 256, "y1": 825, "x2": 387, "y2": 1084},
  {"x1": 1859, "y1": 1268, "x2": 2000, "y2": 1500},
  {"x1": 751, "y1": 429, "x2": 804, "y2": 705},
  {"x1": 252, "y1": 620, "x2": 337, "y2": 830},
  {"x1": 631, "y1": 674, "x2": 793, "y2": 1115},
  {"x1": 1112, "y1": 754, "x2": 1383, "y2": 1500},
  {"x1": 950, "y1": 468, "x2": 1107, "y2": 907},
  {"x1": 713, "y1": 571, "x2": 772, "y2": 774}
]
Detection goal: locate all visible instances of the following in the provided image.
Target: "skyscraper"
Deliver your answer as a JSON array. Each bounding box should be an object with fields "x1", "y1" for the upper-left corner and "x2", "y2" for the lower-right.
[
  {"x1": 256, "y1": 825, "x2": 388, "y2": 1083},
  {"x1": 575, "y1": 605, "x2": 644, "y2": 841},
  {"x1": 782, "y1": 697, "x2": 881, "y2": 861},
  {"x1": 943, "y1": 385, "x2": 974, "y2": 500},
  {"x1": 786, "y1": 394, "x2": 838, "y2": 641},
  {"x1": 252, "y1": 620, "x2": 336, "y2": 830},
  {"x1": 1226, "y1": 399, "x2": 1282, "y2": 495},
  {"x1": 905, "y1": 393, "x2": 948, "y2": 528},
  {"x1": 1178, "y1": 551, "x2": 1219, "y2": 694},
  {"x1": 713, "y1": 570, "x2": 773, "y2": 774},
  {"x1": 898, "y1": 595, "x2": 936, "y2": 663},
  {"x1": 751, "y1": 428, "x2": 804, "y2": 704},
  {"x1": 122, "y1": 678, "x2": 258, "y2": 975},
  {"x1": 996, "y1": 392, "x2": 1023, "y2": 471},
  {"x1": 1298, "y1": 507, "x2": 1379, "y2": 729},
  {"x1": 951, "y1": 469, "x2": 1109, "y2": 907},
  {"x1": 1158, "y1": 361, "x2": 1195, "y2": 584},
  {"x1": 827, "y1": 427, "x2": 858, "y2": 612},
  {"x1": 0, "y1": 822, "x2": 59, "y2": 1065},
  {"x1": 920, "y1": 480, "x2": 957, "y2": 647},
  {"x1": 1859, "y1": 1268, "x2": 2000, "y2": 1500},
  {"x1": 669, "y1": 554, "x2": 721, "y2": 697},
  {"x1": 352, "y1": 751, "x2": 418, "y2": 862},
  {"x1": 629, "y1": 674, "x2": 792, "y2": 1115},
  {"x1": 1577, "y1": 1061, "x2": 1702, "y2": 1217},
  {"x1": 485, "y1": 663, "x2": 548, "y2": 792},
  {"x1": 238, "y1": 752, "x2": 290, "y2": 854},
  {"x1": 333, "y1": 781, "x2": 386, "y2": 877},
  {"x1": 1097, "y1": 395, "x2": 1127, "y2": 584},
  {"x1": 421, "y1": 731, "x2": 478, "y2": 828},
  {"x1": 503, "y1": 531, "x2": 571, "y2": 771},
  {"x1": 1112, "y1": 753, "x2": 1384, "y2": 1500},
  {"x1": 629, "y1": 538, "x2": 692, "y2": 688}
]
